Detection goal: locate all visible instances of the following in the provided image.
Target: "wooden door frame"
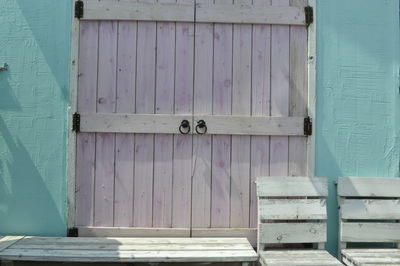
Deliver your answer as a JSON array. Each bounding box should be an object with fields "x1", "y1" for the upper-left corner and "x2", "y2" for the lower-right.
[{"x1": 66, "y1": 0, "x2": 317, "y2": 235}]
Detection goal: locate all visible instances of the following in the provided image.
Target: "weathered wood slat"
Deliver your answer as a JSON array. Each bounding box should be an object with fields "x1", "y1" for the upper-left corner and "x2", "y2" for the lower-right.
[
  {"x1": 0, "y1": 236, "x2": 25, "y2": 252},
  {"x1": 195, "y1": 115, "x2": 305, "y2": 136},
  {"x1": 259, "y1": 250, "x2": 343, "y2": 266},
  {"x1": 342, "y1": 249, "x2": 400, "y2": 265},
  {"x1": 78, "y1": 226, "x2": 190, "y2": 237},
  {"x1": 338, "y1": 177, "x2": 400, "y2": 197},
  {"x1": 341, "y1": 199, "x2": 400, "y2": 220},
  {"x1": 259, "y1": 199, "x2": 326, "y2": 220},
  {"x1": 256, "y1": 176, "x2": 328, "y2": 197},
  {"x1": 191, "y1": 228, "x2": 257, "y2": 247},
  {"x1": 341, "y1": 223, "x2": 400, "y2": 243},
  {"x1": 259, "y1": 223, "x2": 326, "y2": 244},
  {"x1": 82, "y1": 0, "x2": 195, "y2": 22},
  {"x1": 196, "y1": 3, "x2": 306, "y2": 25},
  {"x1": 20, "y1": 237, "x2": 250, "y2": 245}
]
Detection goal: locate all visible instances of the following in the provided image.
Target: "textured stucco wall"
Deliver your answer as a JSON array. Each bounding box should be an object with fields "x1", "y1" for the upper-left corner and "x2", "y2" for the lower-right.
[
  {"x1": 316, "y1": 0, "x2": 400, "y2": 256},
  {"x1": 0, "y1": 0, "x2": 71, "y2": 235}
]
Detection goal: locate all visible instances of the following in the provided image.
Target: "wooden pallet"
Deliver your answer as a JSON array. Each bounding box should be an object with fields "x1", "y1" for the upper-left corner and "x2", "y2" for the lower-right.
[{"x1": 0, "y1": 236, "x2": 257, "y2": 264}]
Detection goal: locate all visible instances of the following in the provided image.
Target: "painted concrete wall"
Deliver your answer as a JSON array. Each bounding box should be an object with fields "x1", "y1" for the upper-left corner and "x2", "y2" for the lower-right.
[
  {"x1": 0, "y1": 0, "x2": 71, "y2": 235},
  {"x1": 316, "y1": 0, "x2": 400, "y2": 256},
  {"x1": 0, "y1": 0, "x2": 399, "y2": 257}
]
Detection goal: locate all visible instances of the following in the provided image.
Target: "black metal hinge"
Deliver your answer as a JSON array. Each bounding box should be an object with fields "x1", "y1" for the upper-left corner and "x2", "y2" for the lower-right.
[
  {"x1": 67, "y1": 227, "x2": 79, "y2": 237},
  {"x1": 304, "y1": 116, "x2": 312, "y2": 136},
  {"x1": 72, "y1": 112, "x2": 81, "y2": 132},
  {"x1": 305, "y1": 6, "x2": 313, "y2": 26},
  {"x1": 75, "y1": 0, "x2": 84, "y2": 19}
]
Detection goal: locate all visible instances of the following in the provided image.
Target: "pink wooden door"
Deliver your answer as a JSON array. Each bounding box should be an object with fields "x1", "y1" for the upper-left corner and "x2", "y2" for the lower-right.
[{"x1": 74, "y1": 0, "x2": 310, "y2": 240}]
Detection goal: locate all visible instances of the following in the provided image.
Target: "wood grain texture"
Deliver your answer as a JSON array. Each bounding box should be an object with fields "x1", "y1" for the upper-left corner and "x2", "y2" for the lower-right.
[
  {"x1": 134, "y1": 2, "x2": 156, "y2": 226},
  {"x1": 0, "y1": 237, "x2": 257, "y2": 263},
  {"x1": 256, "y1": 176, "x2": 328, "y2": 197},
  {"x1": 288, "y1": 0, "x2": 308, "y2": 177},
  {"x1": 172, "y1": 0, "x2": 194, "y2": 228},
  {"x1": 82, "y1": 0, "x2": 195, "y2": 22},
  {"x1": 259, "y1": 223, "x2": 327, "y2": 244},
  {"x1": 231, "y1": 1, "x2": 252, "y2": 227},
  {"x1": 94, "y1": 21, "x2": 118, "y2": 226},
  {"x1": 260, "y1": 250, "x2": 343, "y2": 266},
  {"x1": 153, "y1": 4, "x2": 175, "y2": 227},
  {"x1": 192, "y1": 1, "x2": 213, "y2": 227},
  {"x1": 341, "y1": 249, "x2": 400, "y2": 266},
  {"x1": 250, "y1": 0, "x2": 271, "y2": 228},
  {"x1": 259, "y1": 199, "x2": 327, "y2": 220},
  {"x1": 269, "y1": 0, "x2": 290, "y2": 176},
  {"x1": 211, "y1": 0, "x2": 233, "y2": 228},
  {"x1": 341, "y1": 199, "x2": 400, "y2": 220},
  {"x1": 76, "y1": 21, "x2": 98, "y2": 226},
  {"x1": 341, "y1": 223, "x2": 400, "y2": 243},
  {"x1": 338, "y1": 177, "x2": 400, "y2": 197},
  {"x1": 114, "y1": 21, "x2": 136, "y2": 227}
]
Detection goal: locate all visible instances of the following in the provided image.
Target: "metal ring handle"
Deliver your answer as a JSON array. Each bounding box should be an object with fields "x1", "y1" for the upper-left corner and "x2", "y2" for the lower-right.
[
  {"x1": 195, "y1": 120, "x2": 207, "y2": 134},
  {"x1": 179, "y1": 120, "x2": 191, "y2": 135}
]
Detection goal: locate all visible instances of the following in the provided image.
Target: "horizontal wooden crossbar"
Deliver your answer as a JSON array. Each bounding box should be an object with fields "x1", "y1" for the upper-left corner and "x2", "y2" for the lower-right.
[
  {"x1": 78, "y1": 113, "x2": 307, "y2": 136},
  {"x1": 80, "y1": 0, "x2": 308, "y2": 25}
]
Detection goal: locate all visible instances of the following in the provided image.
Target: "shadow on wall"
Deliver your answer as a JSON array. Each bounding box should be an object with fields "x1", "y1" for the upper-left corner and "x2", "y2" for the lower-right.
[
  {"x1": 0, "y1": 116, "x2": 65, "y2": 235},
  {"x1": 14, "y1": 0, "x2": 71, "y2": 101},
  {"x1": 0, "y1": 69, "x2": 21, "y2": 111}
]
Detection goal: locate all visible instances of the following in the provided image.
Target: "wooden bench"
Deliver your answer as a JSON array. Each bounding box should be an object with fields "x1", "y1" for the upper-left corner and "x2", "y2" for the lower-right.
[
  {"x1": 338, "y1": 177, "x2": 400, "y2": 266},
  {"x1": 0, "y1": 236, "x2": 257, "y2": 265},
  {"x1": 256, "y1": 176, "x2": 343, "y2": 266}
]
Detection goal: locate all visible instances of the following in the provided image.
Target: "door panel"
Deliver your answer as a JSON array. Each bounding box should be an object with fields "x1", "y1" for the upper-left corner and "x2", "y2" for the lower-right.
[{"x1": 75, "y1": 0, "x2": 309, "y2": 235}]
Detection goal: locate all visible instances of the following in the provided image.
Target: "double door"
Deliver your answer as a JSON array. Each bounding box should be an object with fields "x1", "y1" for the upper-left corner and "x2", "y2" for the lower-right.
[{"x1": 74, "y1": 0, "x2": 311, "y2": 237}]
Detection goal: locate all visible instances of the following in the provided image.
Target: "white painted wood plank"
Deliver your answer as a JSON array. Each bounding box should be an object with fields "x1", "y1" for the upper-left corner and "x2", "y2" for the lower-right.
[
  {"x1": 192, "y1": 0, "x2": 213, "y2": 229},
  {"x1": 153, "y1": 8, "x2": 175, "y2": 228},
  {"x1": 195, "y1": 115, "x2": 305, "y2": 136},
  {"x1": 134, "y1": 9, "x2": 157, "y2": 227},
  {"x1": 256, "y1": 176, "x2": 328, "y2": 197},
  {"x1": 0, "y1": 249, "x2": 258, "y2": 263},
  {"x1": 288, "y1": 0, "x2": 308, "y2": 177},
  {"x1": 80, "y1": 113, "x2": 192, "y2": 134},
  {"x1": 94, "y1": 21, "x2": 118, "y2": 226},
  {"x1": 196, "y1": 3, "x2": 306, "y2": 25},
  {"x1": 341, "y1": 223, "x2": 400, "y2": 243},
  {"x1": 114, "y1": 21, "x2": 136, "y2": 227},
  {"x1": 231, "y1": 5, "x2": 252, "y2": 227},
  {"x1": 250, "y1": 0, "x2": 271, "y2": 228},
  {"x1": 269, "y1": 0, "x2": 290, "y2": 176},
  {"x1": 259, "y1": 199, "x2": 327, "y2": 220},
  {"x1": 82, "y1": 0, "x2": 195, "y2": 22},
  {"x1": 172, "y1": 8, "x2": 194, "y2": 228},
  {"x1": 341, "y1": 199, "x2": 400, "y2": 220},
  {"x1": 192, "y1": 228, "x2": 257, "y2": 247},
  {"x1": 77, "y1": 227, "x2": 190, "y2": 237},
  {"x1": 76, "y1": 21, "x2": 98, "y2": 226},
  {"x1": 260, "y1": 250, "x2": 342, "y2": 266},
  {"x1": 259, "y1": 222, "x2": 326, "y2": 244},
  {"x1": 0, "y1": 236, "x2": 25, "y2": 252},
  {"x1": 338, "y1": 177, "x2": 400, "y2": 197},
  {"x1": 20, "y1": 236, "x2": 250, "y2": 245},
  {"x1": 211, "y1": 0, "x2": 233, "y2": 227}
]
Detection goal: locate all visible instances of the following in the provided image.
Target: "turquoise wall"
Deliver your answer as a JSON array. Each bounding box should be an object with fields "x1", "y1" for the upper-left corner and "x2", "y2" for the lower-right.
[
  {"x1": 0, "y1": 0, "x2": 399, "y2": 258},
  {"x1": 0, "y1": 0, "x2": 71, "y2": 235},
  {"x1": 316, "y1": 0, "x2": 400, "y2": 256}
]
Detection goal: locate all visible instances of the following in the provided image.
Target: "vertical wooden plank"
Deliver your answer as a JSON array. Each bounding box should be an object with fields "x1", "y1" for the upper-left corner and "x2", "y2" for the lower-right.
[
  {"x1": 76, "y1": 21, "x2": 99, "y2": 226},
  {"x1": 192, "y1": 0, "x2": 213, "y2": 229},
  {"x1": 231, "y1": 0, "x2": 252, "y2": 228},
  {"x1": 173, "y1": 0, "x2": 194, "y2": 228},
  {"x1": 249, "y1": 0, "x2": 271, "y2": 228},
  {"x1": 269, "y1": 0, "x2": 290, "y2": 177},
  {"x1": 153, "y1": 0, "x2": 175, "y2": 227},
  {"x1": 288, "y1": 0, "x2": 308, "y2": 177},
  {"x1": 114, "y1": 21, "x2": 137, "y2": 227},
  {"x1": 134, "y1": 0, "x2": 157, "y2": 227},
  {"x1": 94, "y1": 21, "x2": 118, "y2": 226},
  {"x1": 211, "y1": 0, "x2": 233, "y2": 228}
]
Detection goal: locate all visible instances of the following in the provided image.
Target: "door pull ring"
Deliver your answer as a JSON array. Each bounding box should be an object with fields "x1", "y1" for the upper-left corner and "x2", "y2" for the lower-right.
[
  {"x1": 179, "y1": 120, "x2": 191, "y2": 134},
  {"x1": 195, "y1": 120, "x2": 207, "y2": 134}
]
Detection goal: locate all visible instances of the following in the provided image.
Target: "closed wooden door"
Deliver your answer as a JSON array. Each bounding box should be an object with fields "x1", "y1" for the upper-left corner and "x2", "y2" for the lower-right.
[{"x1": 74, "y1": 0, "x2": 311, "y2": 239}]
